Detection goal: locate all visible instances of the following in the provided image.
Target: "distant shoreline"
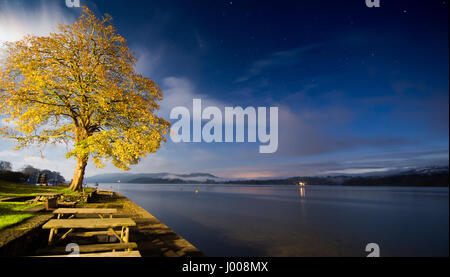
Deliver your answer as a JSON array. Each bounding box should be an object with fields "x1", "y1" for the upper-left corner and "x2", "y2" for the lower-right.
[
  {"x1": 89, "y1": 172, "x2": 449, "y2": 188},
  {"x1": 85, "y1": 166, "x2": 449, "y2": 188}
]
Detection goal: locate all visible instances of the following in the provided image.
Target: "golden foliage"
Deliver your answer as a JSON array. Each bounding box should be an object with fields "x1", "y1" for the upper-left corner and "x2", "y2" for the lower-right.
[{"x1": 0, "y1": 7, "x2": 170, "y2": 171}]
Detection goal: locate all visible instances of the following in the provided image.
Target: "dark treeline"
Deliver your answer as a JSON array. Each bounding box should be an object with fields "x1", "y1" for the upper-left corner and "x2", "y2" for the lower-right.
[
  {"x1": 223, "y1": 177, "x2": 336, "y2": 186},
  {"x1": 0, "y1": 160, "x2": 65, "y2": 184},
  {"x1": 130, "y1": 177, "x2": 190, "y2": 184},
  {"x1": 129, "y1": 177, "x2": 331, "y2": 185},
  {"x1": 129, "y1": 172, "x2": 449, "y2": 187},
  {"x1": 224, "y1": 174, "x2": 449, "y2": 187},
  {"x1": 226, "y1": 173, "x2": 449, "y2": 187},
  {"x1": 340, "y1": 173, "x2": 449, "y2": 187},
  {"x1": 0, "y1": 170, "x2": 28, "y2": 183}
]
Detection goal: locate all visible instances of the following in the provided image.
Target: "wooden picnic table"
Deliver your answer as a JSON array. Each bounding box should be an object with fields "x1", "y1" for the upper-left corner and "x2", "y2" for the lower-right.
[
  {"x1": 37, "y1": 193, "x2": 63, "y2": 197},
  {"x1": 29, "y1": 192, "x2": 63, "y2": 202},
  {"x1": 96, "y1": 189, "x2": 114, "y2": 196},
  {"x1": 42, "y1": 218, "x2": 136, "y2": 245},
  {"x1": 53, "y1": 208, "x2": 118, "y2": 219}
]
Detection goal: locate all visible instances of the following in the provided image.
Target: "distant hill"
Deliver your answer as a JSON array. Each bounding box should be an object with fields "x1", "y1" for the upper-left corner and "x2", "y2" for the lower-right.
[
  {"x1": 337, "y1": 172, "x2": 449, "y2": 187},
  {"x1": 85, "y1": 172, "x2": 222, "y2": 183},
  {"x1": 85, "y1": 166, "x2": 449, "y2": 187},
  {"x1": 237, "y1": 166, "x2": 449, "y2": 187}
]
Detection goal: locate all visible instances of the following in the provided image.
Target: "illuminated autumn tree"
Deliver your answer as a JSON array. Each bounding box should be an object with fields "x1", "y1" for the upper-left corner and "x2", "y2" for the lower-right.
[{"x1": 0, "y1": 7, "x2": 170, "y2": 191}]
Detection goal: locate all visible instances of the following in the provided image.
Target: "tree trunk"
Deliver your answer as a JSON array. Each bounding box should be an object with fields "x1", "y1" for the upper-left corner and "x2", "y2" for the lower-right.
[{"x1": 69, "y1": 155, "x2": 88, "y2": 191}]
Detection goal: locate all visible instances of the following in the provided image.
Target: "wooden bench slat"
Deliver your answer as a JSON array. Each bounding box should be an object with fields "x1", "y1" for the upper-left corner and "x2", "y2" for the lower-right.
[
  {"x1": 97, "y1": 189, "x2": 114, "y2": 192},
  {"x1": 56, "y1": 202, "x2": 78, "y2": 208},
  {"x1": 68, "y1": 230, "x2": 115, "y2": 237},
  {"x1": 35, "y1": 250, "x2": 141, "y2": 257},
  {"x1": 41, "y1": 243, "x2": 138, "y2": 254},
  {"x1": 32, "y1": 193, "x2": 63, "y2": 197},
  {"x1": 53, "y1": 208, "x2": 117, "y2": 214},
  {"x1": 42, "y1": 218, "x2": 136, "y2": 229},
  {"x1": 96, "y1": 189, "x2": 114, "y2": 196}
]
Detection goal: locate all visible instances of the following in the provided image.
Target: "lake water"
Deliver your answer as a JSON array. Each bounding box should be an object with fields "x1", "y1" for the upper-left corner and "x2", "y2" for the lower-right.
[{"x1": 94, "y1": 183, "x2": 449, "y2": 257}]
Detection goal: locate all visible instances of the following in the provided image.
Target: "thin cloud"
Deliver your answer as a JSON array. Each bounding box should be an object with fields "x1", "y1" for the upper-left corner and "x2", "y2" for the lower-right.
[
  {"x1": 0, "y1": 0, "x2": 76, "y2": 43},
  {"x1": 235, "y1": 44, "x2": 321, "y2": 83}
]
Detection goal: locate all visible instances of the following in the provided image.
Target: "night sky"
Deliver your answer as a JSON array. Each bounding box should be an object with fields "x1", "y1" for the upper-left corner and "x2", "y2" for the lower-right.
[{"x1": 0, "y1": 0, "x2": 448, "y2": 179}]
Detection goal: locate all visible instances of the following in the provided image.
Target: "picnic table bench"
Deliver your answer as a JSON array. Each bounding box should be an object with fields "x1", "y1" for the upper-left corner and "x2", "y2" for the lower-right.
[
  {"x1": 36, "y1": 250, "x2": 141, "y2": 257},
  {"x1": 42, "y1": 218, "x2": 136, "y2": 245},
  {"x1": 56, "y1": 201, "x2": 79, "y2": 208},
  {"x1": 32, "y1": 192, "x2": 63, "y2": 200},
  {"x1": 35, "y1": 242, "x2": 139, "y2": 256},
  {"x1": 96, "y1": 189, "x2": 114, "y2": 196},
  {"x1": 25, "y1": 193, "x2": 64, "y2": 210},
  {"x1": 53, "y1": 208, "x2": 118, "y2": 219}
]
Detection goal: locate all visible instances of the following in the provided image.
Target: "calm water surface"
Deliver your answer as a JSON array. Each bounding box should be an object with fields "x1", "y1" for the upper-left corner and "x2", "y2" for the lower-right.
[{"x1": 95, "y1": 183, "x2": 449, "y2": 257}]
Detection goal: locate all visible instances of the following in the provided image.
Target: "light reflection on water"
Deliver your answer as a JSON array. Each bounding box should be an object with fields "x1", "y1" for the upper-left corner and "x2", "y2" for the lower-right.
[
  {"x1": 299, "y1": 187, "x2": 306, "y2": 198},
  {"x1": 94, "y1": 183, "x2": 449, "y2": 257}
]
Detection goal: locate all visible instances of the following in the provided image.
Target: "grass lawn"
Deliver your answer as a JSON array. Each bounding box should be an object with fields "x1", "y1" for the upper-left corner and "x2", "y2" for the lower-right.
[
  {"x1": 0, "y1": 180, "x2": 75, "y2": 199},
  {"x1": 0, "y1": 180, "x2": 93, "y2": 230},
  {"x1": 0, "y1": 202, "x2": 41, "y2": 230}
]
